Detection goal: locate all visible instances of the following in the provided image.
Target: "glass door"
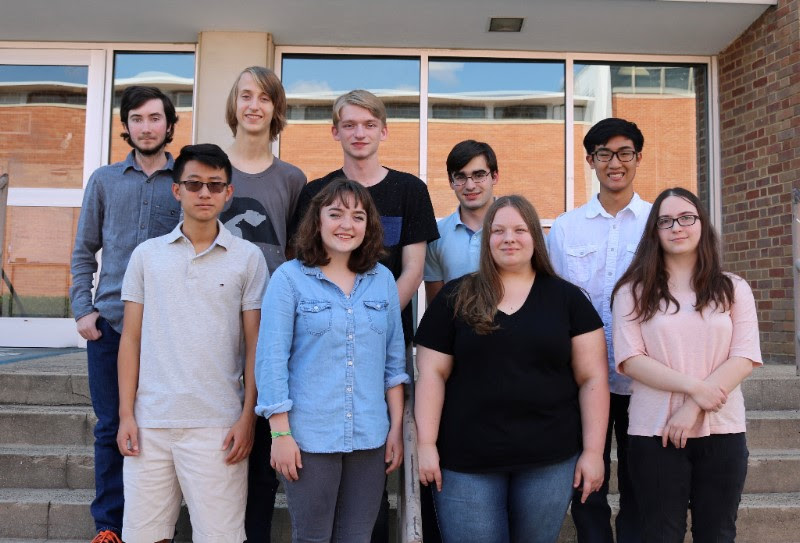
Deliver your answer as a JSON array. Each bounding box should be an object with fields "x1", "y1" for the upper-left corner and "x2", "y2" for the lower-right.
[{"x1": 0, "y1": 49, "x2": 104, "y2": 346}]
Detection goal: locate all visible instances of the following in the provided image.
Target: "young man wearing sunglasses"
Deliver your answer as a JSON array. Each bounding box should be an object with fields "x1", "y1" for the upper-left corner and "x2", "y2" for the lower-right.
[
  {"x1": 117, "y1": 143, "x2": 267, "y2": 543},
  {"x1": 70, "y1": 86, "x2": 182, "y2": 543},
  {"x1": 546, "y1": 117, "x2": 651, "y2": 543}
]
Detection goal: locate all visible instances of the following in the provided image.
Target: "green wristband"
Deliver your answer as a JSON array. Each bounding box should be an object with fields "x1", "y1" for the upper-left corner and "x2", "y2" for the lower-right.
[{"x1": 270, "y1": 430, "x2": 292, "y2": 438}]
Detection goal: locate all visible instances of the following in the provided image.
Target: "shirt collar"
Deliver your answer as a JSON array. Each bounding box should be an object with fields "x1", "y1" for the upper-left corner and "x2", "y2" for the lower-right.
[
  {"x1": 300, "y1": 262, "x2": 378, "y2": 277},
  {"x1": 166, "y1": 220, "x2": 232, "y2": 250},
  {"x1": 122, "y1": 150, "x2": 175, "y2": 174},
  {"x1": 585, "y1": 192, "x2": 647, "y2": 219},
  {"x1": 452, "y1": 206, "x2": 484, "y2": 233}
]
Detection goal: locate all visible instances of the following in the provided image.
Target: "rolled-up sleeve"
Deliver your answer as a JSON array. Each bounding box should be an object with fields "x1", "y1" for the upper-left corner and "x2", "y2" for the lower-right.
[
  {"x1": 384, "y1": 271, "x2": 410, "y2": 390},
  {"x1": 254, "y1": 267, "x2": 296, "y2": 418}
]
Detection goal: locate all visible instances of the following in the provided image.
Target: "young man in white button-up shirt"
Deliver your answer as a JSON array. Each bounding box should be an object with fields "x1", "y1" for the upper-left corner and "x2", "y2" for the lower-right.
[{"x1": 547, "y1": 118, "x2": 651, "y2": 543}]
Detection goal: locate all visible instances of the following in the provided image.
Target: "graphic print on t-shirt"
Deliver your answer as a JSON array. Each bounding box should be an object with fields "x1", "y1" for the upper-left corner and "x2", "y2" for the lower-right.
[{"x1": 220, "y1": 197, "x2": 280, "y2": 246}]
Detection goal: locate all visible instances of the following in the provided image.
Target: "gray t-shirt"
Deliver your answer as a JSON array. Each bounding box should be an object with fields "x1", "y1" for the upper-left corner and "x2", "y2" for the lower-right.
[{"x1": 220, "y1": 157, "x2": 306, "y2": 275}]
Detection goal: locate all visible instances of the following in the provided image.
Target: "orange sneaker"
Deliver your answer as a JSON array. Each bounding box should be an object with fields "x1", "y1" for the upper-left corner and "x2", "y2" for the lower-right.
[{"x1": 91, "y1": 530, "x2": 122, "y2": 543}]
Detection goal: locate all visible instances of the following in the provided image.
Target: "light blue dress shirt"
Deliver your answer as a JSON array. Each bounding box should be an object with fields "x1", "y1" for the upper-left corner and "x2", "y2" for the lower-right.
[
  {"x1": 424, "y1": 208, "x2": 482, "y2": 283},
  {"x1": 255, "y1": 259, "x2": 409, "y2": 453}
]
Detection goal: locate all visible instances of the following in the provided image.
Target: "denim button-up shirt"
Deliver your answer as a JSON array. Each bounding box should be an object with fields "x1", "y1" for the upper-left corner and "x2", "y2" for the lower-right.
[
  {"x1": 70, "y1": 151, "x2": 180, "y2": 332},
  {"x1": 255, "y1": 259, "x2": 409, "y2": 453}
]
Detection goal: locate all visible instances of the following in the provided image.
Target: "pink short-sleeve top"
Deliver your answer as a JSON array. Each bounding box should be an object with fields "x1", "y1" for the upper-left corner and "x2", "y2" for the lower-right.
[{"x1": 613, "y1": 274, "x2": 762, "y2": 437}]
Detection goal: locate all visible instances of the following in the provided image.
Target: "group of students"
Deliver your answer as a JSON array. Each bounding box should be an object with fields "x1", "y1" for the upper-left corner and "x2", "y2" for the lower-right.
[{"x1": 69, "y1": 64, "x2": 762, "y2": 543}]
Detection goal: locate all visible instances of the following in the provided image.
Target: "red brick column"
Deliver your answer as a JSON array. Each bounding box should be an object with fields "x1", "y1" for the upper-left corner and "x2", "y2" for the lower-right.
[{"x1": 718, "y1": 0, "x2": 799, "y2": 364}]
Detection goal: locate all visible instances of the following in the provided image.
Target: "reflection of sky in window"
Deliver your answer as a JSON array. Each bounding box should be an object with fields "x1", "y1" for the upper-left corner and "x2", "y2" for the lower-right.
[
  {"x1": 114, "y1": 53, "x2": 195, "y2": 81},
  {"x1": 429, "y1": 60, "x2": 564, "y2": 94},
  {"x1": 282, "y1": 57, "x2": 420, "y2": 94},
  {"x1": 0, "y1": 65, "x2": 88, "y2": 84}
]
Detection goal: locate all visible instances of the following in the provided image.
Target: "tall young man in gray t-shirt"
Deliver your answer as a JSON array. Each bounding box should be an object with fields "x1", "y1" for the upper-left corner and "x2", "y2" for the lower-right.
[{"x1": 220, "y1": 65, "x2": 306, "y2": 543}]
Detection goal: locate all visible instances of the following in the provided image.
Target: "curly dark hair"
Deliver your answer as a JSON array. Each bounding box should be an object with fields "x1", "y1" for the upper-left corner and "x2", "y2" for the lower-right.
[{"x1": 293, "y1": 179, "x2": 386, "y2": 273}]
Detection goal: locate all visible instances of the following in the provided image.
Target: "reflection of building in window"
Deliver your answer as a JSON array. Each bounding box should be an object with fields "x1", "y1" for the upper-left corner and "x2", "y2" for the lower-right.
[
  {"x1": 0, "y1": 83, "x2": 86, "y2": 106},
  {"x1": 494, "y1": 105, "x2": 547, "y2": 119},
  {"x1": 610, "y1": 66, "x2": 695, "y2": 95},
  {"x1": 111, "y1": 72, "x2": 194, "y2": 108},
  {"x1": 432, "y1": 104, "x2": 485, "y2": 119}
]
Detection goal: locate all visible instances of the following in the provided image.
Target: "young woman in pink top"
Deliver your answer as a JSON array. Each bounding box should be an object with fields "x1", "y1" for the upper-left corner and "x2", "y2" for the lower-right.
[{"x1": 611, "y1": 187, "x2": 762, "y2": 543}]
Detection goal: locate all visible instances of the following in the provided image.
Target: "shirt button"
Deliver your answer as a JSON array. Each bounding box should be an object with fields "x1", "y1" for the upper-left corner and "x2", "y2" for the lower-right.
[
  {"x1": 140, "y1": 225, "x2": 145, "y2": 229},
  {"x1": 612, "y1": 224, "x2": 618, "y2": 229},
  {"x1": 143, "y1": 201, "x2": 148, "y2": 205},
  {"x1": 348, "y1": 334, "x2": 353, "y2": 340},
  {"x1": 347, "y1": 361, "x2": 353, "y2": 366},
  {"x1": 146, "y1": 179, "x2": 151, "y2": 183},
  {"x1": 347, "y1": 308, "x2": 352, "y2": 314},
  {"x1": 313, "y1": 305, "x2": 319, "y2": 311},
  {"x1": 610, "y1": 247, "x2": 615, "y2": 251},
  {"x1": 346, "y1": 387, "x2": 352, "y2": 392},
  {"x1": 607, "y1": 272, "x2": 612, "y2": 276},
  {"x1": 346, "y1": 413, "x2": 352, "y2": 418}
]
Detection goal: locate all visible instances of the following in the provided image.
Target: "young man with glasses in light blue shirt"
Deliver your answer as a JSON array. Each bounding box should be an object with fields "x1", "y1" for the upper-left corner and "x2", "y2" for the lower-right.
[
  {"x1": 547, "y1": 117, "x2": 651, "y2": 543},
  {"x1": 424, "y1": 140, "x2": 499, "y2": 304}
]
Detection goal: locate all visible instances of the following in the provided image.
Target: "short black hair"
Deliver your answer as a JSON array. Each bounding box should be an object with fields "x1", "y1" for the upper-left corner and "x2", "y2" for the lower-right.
[
  {"x1": 119, "y1": 86, "x2": 178, "y2": 146},
  {"x1": 583, "y1": 117, "x2": 644, "y2": 155},
  {"x1": 446, "y1": 140, "x2": 498, "y2": 177},
  {"x1": 172, "y1": 144, "x2": 232, "y2": 184}
]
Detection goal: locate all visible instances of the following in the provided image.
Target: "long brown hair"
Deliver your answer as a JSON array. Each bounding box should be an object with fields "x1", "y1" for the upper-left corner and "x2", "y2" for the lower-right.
[
  {"x1": 293, "y1": 179, "x2": 385, "y2": 273},
  {"x1": 612, "y1": 187, "x2": 734, "y2": 321},
  {"x1": 453, "y1": 195, "x2": 557, "y2": 334}
]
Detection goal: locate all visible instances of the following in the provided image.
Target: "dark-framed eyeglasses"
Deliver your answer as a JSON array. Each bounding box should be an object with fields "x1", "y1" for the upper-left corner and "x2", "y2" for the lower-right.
[
  {"x1": 656, "y1": 215, "x2": 699, "y2": 230},
  {"x1": 592, "y1": 149, "x2": 638, "y2": 162},
  {"x1": 176, "y1": 180, "x2": 229, "y2": 193},
  {"x1": 450, "y1": 170, "x2": 492, "y2": 187}
]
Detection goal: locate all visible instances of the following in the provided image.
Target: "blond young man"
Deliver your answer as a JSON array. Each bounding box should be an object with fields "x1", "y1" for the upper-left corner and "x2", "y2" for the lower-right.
[
  {"x1": 221, "y1": 66, "x2": 307, "y2": 542},
  {"x1": 289, "y1": 90, "x2": 439, "y2": 542}
]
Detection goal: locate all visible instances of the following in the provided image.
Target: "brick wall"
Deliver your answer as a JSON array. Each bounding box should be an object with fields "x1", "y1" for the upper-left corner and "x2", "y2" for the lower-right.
[{"x1": 718, "y1": 0, "x2": 799, "y2": 364}]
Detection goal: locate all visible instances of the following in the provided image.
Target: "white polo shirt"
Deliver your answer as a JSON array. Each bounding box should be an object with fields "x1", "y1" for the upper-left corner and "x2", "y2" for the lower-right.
[
  {"x1": 121, "y1": 221, "x2": 268, "y2": 428},
  {"x1": 546, "y1": 193, "x2": 651, "y2": 395}
]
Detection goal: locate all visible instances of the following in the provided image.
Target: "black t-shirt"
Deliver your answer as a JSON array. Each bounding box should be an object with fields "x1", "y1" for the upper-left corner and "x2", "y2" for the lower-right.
[
  {"x1": 290, "y1": 168, "x2": 439, "y2": 343},
  {"x1": 414, "y1": 273, "x2": 603, "y2": 472}
]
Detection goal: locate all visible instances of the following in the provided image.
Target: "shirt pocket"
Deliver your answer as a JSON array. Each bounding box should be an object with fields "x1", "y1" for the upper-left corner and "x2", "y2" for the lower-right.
[
  {"x1": 565, "y1": 244, "x2": 599, "y2": 283},
  {"x1": 380, "y1": 216, "x2": 402, "y2": 247},
  {"x1": 363, "y1": 300, "x2": 389, "y2": 334},
  {"x1": 621, "y1": 242, "x2": 638, "y2": 272},
  {"x1": 151, "y1": 206, "x2": 180, "y2": 237},
  {"x1": 298, "y1": 300, "x2": 333, "y2": 336}
]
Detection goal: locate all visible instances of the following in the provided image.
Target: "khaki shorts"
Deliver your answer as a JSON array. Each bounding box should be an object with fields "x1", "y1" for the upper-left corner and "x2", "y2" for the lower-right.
[{"x1": 122, "y1": 426, "x2": 248, "y2": 543}]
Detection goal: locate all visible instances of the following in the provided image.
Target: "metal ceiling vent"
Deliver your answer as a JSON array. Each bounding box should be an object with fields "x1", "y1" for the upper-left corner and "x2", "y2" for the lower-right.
[{"x1": 488, "y1": 17, "x2": 524, "y2": 32}]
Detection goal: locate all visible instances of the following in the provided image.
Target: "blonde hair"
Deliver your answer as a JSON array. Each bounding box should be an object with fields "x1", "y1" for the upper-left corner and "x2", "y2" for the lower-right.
[
  {"x1": 225, "y1": 66, "x2": 287, "y2": 141},
  {"x1": 332, "y1": 89, "x2": 387, "y2": 126}
]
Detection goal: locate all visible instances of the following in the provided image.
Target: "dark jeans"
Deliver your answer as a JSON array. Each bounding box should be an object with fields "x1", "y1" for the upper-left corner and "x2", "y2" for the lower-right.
[
  {"x1": 282, "y1": 447, "x2": 386, "y2": 543},
  {"x1": 87, "y1": 317, "x2": 124, "y2": 534},
  {"x1": 245, "y1": 416, "x2": 280, "y2": 543},
  {"x1": 628, "y1": 433, "x2": 748, "y2": 543},
  {"x1": 571, "y1": 393, "x2": 642, "y2": 543}
]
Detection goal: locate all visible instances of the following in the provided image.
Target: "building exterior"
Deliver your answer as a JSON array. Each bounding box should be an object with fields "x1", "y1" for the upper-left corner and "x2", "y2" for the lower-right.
[{"x1": 0, "y1": 0, "x2": 794, "y2": 365}]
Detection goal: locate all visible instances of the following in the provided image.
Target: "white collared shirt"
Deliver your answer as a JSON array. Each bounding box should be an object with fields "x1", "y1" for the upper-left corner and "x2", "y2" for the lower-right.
[{"x1": 546, "y1": 193, "x2": 652, "y2": 395}]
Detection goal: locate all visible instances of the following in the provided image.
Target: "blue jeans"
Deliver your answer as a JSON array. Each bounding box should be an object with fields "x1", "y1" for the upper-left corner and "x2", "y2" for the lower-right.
[
  {"x1": 433, "y1": 454, "x2": 578, "y2": 543},
  {"x1": 571, "y1": 393, "x2": 642, "y2": 543},
  {"x1": 87, "y1": 317, "x2": 123, "y2": 534}
]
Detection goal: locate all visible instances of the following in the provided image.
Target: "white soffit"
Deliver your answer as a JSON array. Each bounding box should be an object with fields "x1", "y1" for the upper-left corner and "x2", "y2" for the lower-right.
[{"x1": 0, "y1": 0, "x2": 775, "y2": 55}]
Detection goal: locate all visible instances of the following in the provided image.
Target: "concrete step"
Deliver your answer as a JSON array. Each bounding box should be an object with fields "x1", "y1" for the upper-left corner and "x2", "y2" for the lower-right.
[
  {"x1": 745, "y1": 410, "x2": 800, "y2": 449},
  {"x1": 0, "y1": 489, "x2": 394, "y2": 542},
  {"x1": 1, "y1": 356, "x2": 797, "y2": 410},
  {"x1": 0, "y1": 355, "x2": 90, "y2": 407},
  {"x1": 0, "y1": 406, "x2": 94, "y2": 447},
  {"x1": 0, "y1": 446, "x2": 93, "y2": 490},
  {"x1": 742, "y1": 364, "x2": 799, "y2": 411}
]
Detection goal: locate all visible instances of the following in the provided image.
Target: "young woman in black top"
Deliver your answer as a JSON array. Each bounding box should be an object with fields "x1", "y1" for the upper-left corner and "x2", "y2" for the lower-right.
[{"x1": 415, "y1": 195, "x2": 609, "y2": 543}]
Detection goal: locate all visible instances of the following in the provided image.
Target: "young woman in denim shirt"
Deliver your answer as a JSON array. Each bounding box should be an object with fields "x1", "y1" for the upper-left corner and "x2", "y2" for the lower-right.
[
  {"x1": 415, "y1": 196, "x2": 609, "y2": 543},
  {"x1": 255, "y1": 179, "x2": 409, "y2": 542}
]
